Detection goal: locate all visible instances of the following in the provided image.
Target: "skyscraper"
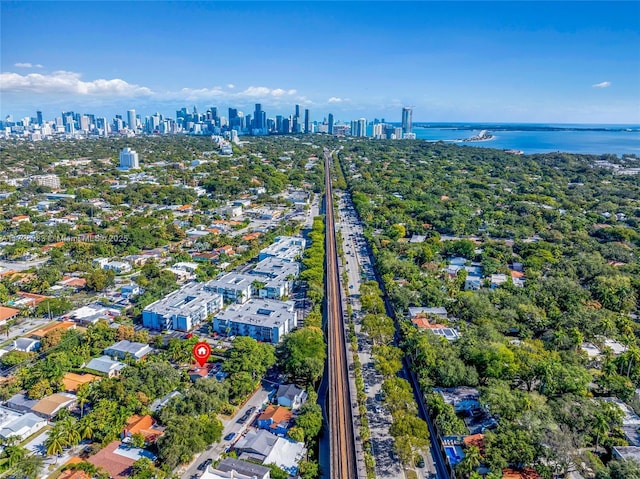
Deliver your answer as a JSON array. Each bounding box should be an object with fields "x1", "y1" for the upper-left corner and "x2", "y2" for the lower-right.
[
  {"x1": 128, "y1": 109, "x2": 137, "y2": 132},
  {"x1": 119, "y1": 147, "x2": 139, "y2": 169},
  {"x1": 402, "y1": 107, "x2": 413, "y2": 135},
  {"x1": 358, "y1": 118, "x2": 367, "y2": 137},
  {"x1": 328, "y1": 114, "x2": 334, "y2": 135},
  {"x1": 36, "y1": 111, "x2": 43, "y2": 126},
  {"x1": 304, "y1": 109, "x2": 310, "y2": 134},
  {"x1": 253, "y1": 104, "x2": 264, "y2": 130}
]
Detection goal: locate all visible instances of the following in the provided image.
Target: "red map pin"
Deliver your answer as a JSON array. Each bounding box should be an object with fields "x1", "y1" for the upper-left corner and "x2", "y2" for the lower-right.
[{"x1": 192, "y1": 341, "x2": 211, "y2": 367}]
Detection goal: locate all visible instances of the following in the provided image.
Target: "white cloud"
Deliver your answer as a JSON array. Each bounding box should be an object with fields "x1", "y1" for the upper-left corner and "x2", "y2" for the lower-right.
[
  {"x1": 592, "y1": 81, "x2": 611, "y2": 88},
  {"x1": 0, "y1": 70, "x2": 153, "y2": 96},
  {"x1": 328, "y1": 97, "x2": 344, "y2": 103},
  {"x1": 14, "y1": 62, "x2": 43, "y2": 68},
  {"x1": 1, "y1": 69, "x2": 300, "y2": 107}
]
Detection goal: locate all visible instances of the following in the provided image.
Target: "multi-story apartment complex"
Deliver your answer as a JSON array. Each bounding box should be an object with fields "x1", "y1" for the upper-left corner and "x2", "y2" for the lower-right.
[
  {"x1": 142, "y1": 281, "x2": 223, "y2": 331},
  {"x1": 212, "y1": 299, "x2": 297, "y2": 343}
]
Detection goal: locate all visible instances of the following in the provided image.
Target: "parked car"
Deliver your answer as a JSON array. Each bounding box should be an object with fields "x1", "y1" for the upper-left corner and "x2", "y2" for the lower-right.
[
  {"x1": 224, "y1": 432, "x2": 236, "y2": 441},
  {"x1": 198, "y1": 459, "x2": 212, "y2": 471}
]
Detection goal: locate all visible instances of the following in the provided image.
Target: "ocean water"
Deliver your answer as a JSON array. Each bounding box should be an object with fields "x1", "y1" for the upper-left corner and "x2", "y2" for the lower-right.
[{"x1": 410, "y1": 124, "x2": 640, "y2": 156}]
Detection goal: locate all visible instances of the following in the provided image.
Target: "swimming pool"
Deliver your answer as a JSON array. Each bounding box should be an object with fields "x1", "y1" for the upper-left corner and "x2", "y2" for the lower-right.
[{"x1": 444, "y1": 445, "x2": 464, "y2": 466}]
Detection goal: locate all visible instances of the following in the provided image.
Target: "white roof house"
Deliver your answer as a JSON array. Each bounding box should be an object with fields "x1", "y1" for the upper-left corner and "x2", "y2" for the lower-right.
[
  {"x1": 104, "y1": 340, "x2": 152, "y2": 360},
  {"x1": 0, "y1": 407, "x2": 46, "y2": 441},
  {"x1": 85, "y1": 355, "x2": 127, "y2": 377}
]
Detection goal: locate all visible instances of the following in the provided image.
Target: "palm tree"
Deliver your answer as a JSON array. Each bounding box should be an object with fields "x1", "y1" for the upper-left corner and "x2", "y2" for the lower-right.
[
  {"x1": 76, "y1": 383, "x2": 90, "y2": 418},
  {"x1": 78, "y1": 420, "x2": 95, "y2": 441},
  {"x1": 13, "y1": 454, "x2": 44, "y2": 479},
  {"x1": 45, "y1": 428, "x2": 66, "y2": 461},
  {"x1": 626, "y1": 346, "x2": 640, "y2": 378},
  {"x1": 594, "y1": 412, "x2": 609, "y2": 451},
  {"x1": 457, "y1": 445, "x2": 482, "y2": 478},
  {"x1": 3, "y1": 444, "x2": 27, "y2": 468},
  {"x1": 60, "y1": 417, "x2": 81, "y2": 447}
]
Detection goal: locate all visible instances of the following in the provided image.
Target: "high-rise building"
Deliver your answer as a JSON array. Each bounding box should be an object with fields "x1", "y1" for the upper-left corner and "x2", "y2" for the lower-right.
[
  {"x1": 80, "y1": 115, "x2": 90, "y2": 132},
  {"x1": 36, "y1": 111, "x2": 43, "y2": 126},
  {"x1": 402, "y1": 107, "x2": 413, "y2": 135},
  {"x1": 127, "y1": 109, "x2": 137, "y2": 132},
  {"x1": 119, "y1": 147, "x2": 139, "y2": 169},
  {"x1": 304, "y1": 109, "x2": 310, "y2": 134},
  {"x1": 328, "y1": 114, "x2": 334, "y2": 135},
  {"x1": 253, "y1": 104, "x2": 263, "y2": 130},
  {"x1": 358, "y1": 118, "x2": 367, "y2": 137},
  {"x1": 295, "y1": 104, "x2": 300, "y2": 118}
]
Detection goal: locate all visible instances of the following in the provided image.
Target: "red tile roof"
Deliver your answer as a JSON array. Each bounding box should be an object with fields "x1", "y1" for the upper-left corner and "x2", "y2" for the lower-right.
[
  {"x1": 124, "y1": 415, "x2": 163, "y2": 443},
  {"x1": 31, "y1": 320, "x2": 76, "y2": 338},
  {"x1": 258, "y1": 405, "x2": 293, "y2": 428},
  {"x1": 502, "y1": 468, "x2": 541, "y2": 479},
  {"x1": 463, "y1": 433, "x2": 485, "y2": 454},
  {"x1": 0, "y1": 306, "x2": 20, "y2": 322},
  {"x1": 59, "y1": 469, "x2": 91, "y2": 479},
  {"x1": 87, "y1": 441, "x2": 135, "y2": 479}
]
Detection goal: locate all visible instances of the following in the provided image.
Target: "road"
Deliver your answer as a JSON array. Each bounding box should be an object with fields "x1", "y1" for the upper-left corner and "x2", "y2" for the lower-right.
[
  {"x1": 0, "y1": 258, "x2": 49, "y2": 272},
  {"x1": 179, "y1": 385, "x2": 272, "y2": 479},
  {"x1": 335, "y1": 193, "x2": 407, "y2": 479},
  {"x1": 323, "y1": 149, "x2": 359, "y2": 479},
  {"x1": 333, "y1": 171, "x2": 449, "y2": 479}
]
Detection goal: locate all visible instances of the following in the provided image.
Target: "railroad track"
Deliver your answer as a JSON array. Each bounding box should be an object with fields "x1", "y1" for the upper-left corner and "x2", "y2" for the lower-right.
[{"x1": 324, "y1": 149, "x2": 358, "y2": 479}]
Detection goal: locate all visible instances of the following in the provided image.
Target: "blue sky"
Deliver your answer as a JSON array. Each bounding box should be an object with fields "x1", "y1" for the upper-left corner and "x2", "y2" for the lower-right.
[{"x1": 1, "y1": 1, "x2": 639, "y2": 123}]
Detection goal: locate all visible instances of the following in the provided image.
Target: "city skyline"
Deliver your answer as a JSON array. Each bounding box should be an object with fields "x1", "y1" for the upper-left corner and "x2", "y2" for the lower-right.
[{"x1": 1, "y1": 2, "x2": 639, "y2": 123}]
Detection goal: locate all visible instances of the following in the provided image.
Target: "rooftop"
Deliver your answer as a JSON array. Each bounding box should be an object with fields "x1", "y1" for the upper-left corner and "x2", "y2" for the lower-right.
[
  {"x1": 62, "y1": 372, "x2": 100, "y2": 392},
  {"x1": 31, "y1": 393, "x2": 76, "y2": 417},
  {"x1": 216, "y1": 458, "x2": 270, "y2": 478},
  {"x1": 143, "y1": 281, "x2": 221, "y2": 317},
  {"x1": 31, "y1": 321, "x2": 76, "y2": 339},
  {"x1": 251, "y1": 256, "x2": 300, "y2": 279},
  {"x1": 215, "y1": 298, "x2": 295, "y2": 329},
  {"x1": 0, "y1": 306, "x2": 20, "y2": 322}
]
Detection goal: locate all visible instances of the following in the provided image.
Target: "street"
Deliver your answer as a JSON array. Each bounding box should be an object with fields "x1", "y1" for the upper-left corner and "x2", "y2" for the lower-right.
[
  {"x1": 178, "y1": 385, "x2": 273, "y2": 479},
  {"x1": 336, "y1": 192, "x2": 438, "y2": 479}
]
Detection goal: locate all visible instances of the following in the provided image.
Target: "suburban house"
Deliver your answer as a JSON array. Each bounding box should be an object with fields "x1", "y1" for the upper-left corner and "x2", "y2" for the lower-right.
[
  {"x1": 104, "y1": 340, "x2": 152, "y2": 360},
  {"x1": 256, "y1": 405, "x2": 294, "y2": 435},
  {"x1": 62, "y1": 372, "x2": 100, "y2": 392},
  {"x1": 188, "y1": 363, "x2": 217, "y2": 382},
  {"x1": 84, "y1": 355, "x2": 127, "y2": 377},
  {"x1": 31, "y1": 321, "x2": 76, "y2": 340},
  {"x1": 6, "y1": 393, "x2": 39, "y2": 413},
  {"x1": 87, "y1": 441, "x2": 156, "y2": 479},
  {"x1": 0, "y1": 407, "x2": 47, "y2": 441},
  {"x1": 9, "y1": 338, "x2": 40, "y2": 353},
  {"x1": 30, "y1": 393, "x2": 76, "y2": 419},
  {"x1": 276, "y1": 384, "x2": 307, "y2": 410},
  {"x1": 201, "y1": 458, "x2": 271, "y2": 479},
  {"x1": 234, "y1": 429, "x2": 306, "y2": 476},
  {"x1": 122, "y1": 414, "x2": 164, "y2": 444},
  {"x1": 0, "y1": 306, "x2": 20, "y2": 327}
]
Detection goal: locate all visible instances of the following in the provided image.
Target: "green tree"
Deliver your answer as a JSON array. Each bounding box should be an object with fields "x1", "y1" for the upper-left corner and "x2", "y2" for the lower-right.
[{"x1": 277, "y1": 326, "x2": 326, "y2": 386}]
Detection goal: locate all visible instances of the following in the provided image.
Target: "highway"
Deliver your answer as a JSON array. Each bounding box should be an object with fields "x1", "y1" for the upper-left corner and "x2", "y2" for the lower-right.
[{"x1": 324, "y1": 148, "x2": 359, "y2": 479}]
